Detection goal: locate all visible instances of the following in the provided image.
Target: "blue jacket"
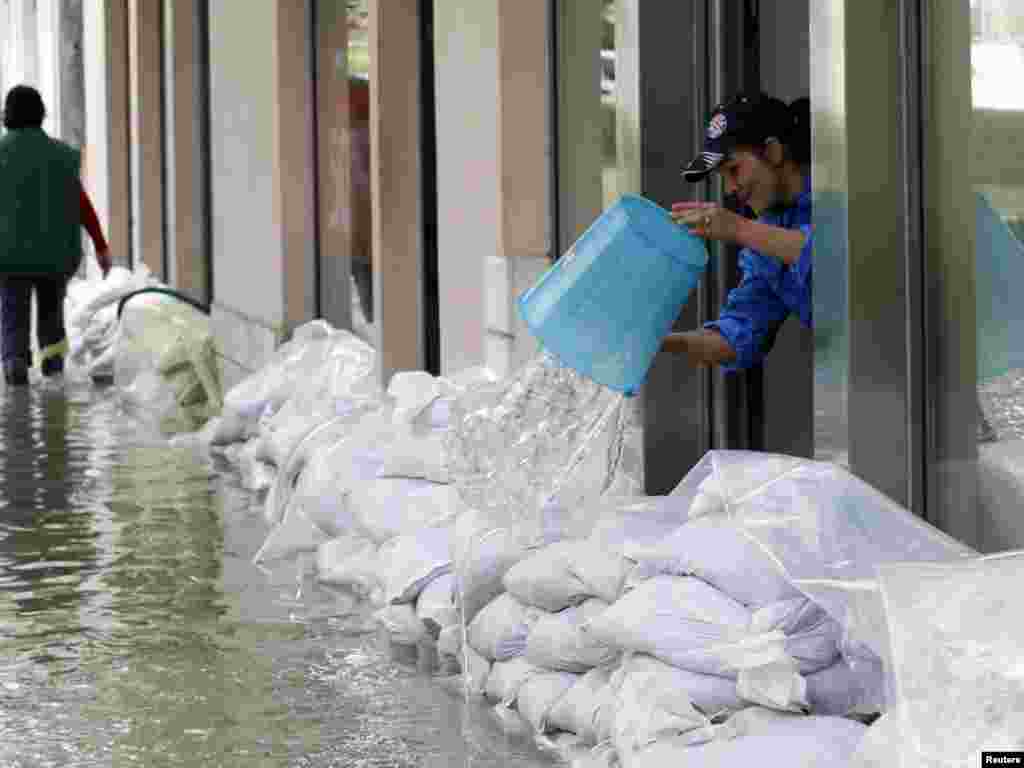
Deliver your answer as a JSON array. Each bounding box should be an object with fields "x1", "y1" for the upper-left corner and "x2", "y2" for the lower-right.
[{"x1": 705, "y1": 177, "x2": 813, "y2": 371}]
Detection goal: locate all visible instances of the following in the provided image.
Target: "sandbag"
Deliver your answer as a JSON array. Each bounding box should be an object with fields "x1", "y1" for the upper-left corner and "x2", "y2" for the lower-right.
[
  {"x1": 610, "y1": 653, "x2": 710, "y2": 759},
  {"x1": 627, "y1": 517, "x2": 801, "y2": 607},
  {"x1": 625, "y1": 713, "x2": 867, "y2": 768},
  {"x1": 484, "y1": 657, "x2": 542, "y2": 706},
  {"x1": 523, "y1": 599, "x2": 616, "y2": 673},
  {"x1": 588, "y1": 495, "x2": 693, "y2": 555},
  {"x1": 503, "y1": 540, "x2": 628, "y2": 611},
  {"x1": 804, "y1": 656, "x2": 886, "y2": 716},
  {"x1": 467, "y1": 592, "x2": 541, "y2": 662},
  {"x1": 378, "y1": 524, "x2": 453, "y2": 604},
  {"x1": 545, "y1": 666, "x2": 615, "y2": 743},
  {"x1": 374, "y1": 603, "x2": 428, "y2": 645},
  {"x1": 375, "y1": 430, "x2": 451, "y2": 484},
  {"x1": 415, "y1": 572, "x2": 457, "y2": 636},
  {"x1": 749, "y1": 598, "x2": 841, "y2": 675},
  {"x1": 581, "y1": 575, "x2": 752, "y2": 677},
  {"x1": 348, "y1": 478, "x2": 461, "y2": 544},
  {"x1": 316, "y1": 534, "x2": 383, "y2": 602},
  {"x1": 516, "y1": 670, "x2": 580, "y2": 734},
  {"x1": 614, "y1": 653, "x2": 745, "y2": 718}
]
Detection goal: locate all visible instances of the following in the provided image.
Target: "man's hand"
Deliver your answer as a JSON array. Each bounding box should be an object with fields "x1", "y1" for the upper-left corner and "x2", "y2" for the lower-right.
[
  {"x1": 671, "y1": 201, "x2": 745, "y2": 244},
  {"x1": 661, "y1": 329, "x2": 737, "y2": 367}
]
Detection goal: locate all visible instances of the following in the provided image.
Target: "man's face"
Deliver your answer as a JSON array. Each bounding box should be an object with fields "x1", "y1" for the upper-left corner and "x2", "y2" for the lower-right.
[{"x1": 717, "y1": 148, "x2": 778, "y2": 215}]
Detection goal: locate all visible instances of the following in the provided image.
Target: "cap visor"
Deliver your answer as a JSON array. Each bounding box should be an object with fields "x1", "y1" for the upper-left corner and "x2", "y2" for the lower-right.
[{"x1": 681, "y1": 151, "x2": 724, "y2": 182}]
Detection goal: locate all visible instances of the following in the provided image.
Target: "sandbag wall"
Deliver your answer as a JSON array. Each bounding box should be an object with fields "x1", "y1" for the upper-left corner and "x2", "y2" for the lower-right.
[{"x1": 194, "y1": 319, "x2": 997, "y2": 767}]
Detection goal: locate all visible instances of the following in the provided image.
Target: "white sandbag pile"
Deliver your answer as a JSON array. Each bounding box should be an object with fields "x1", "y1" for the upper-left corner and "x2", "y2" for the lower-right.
[
  {"x1": 198, "y1": 321, "x2": 996, "y2": 768},
  {"x1": 113, "y1": 290, "x2": 223, "y2": 434},
  {"x1": 65, "y1": 265, "x2": 161, "y2": 380}
]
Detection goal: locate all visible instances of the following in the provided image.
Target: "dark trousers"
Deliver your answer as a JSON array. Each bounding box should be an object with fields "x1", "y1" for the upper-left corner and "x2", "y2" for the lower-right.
[{"x1": 1, "y1": 277, "x2": 68, "y2": 365}]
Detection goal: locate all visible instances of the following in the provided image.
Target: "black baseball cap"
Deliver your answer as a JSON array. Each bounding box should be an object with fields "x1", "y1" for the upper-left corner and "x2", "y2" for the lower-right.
[{"x1": 681, "y1": 93, "x2": 791, "y2": 182}]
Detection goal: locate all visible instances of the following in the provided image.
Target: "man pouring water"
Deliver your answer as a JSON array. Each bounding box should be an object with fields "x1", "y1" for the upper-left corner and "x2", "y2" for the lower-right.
[{"x1": 666, "y1": 93, "x2": 812, "y2": 370}]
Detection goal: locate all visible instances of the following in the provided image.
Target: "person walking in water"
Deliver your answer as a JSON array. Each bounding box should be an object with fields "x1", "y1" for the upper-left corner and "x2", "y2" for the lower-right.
[
  {"x1": 667, "y1": 92, "x2": 812, "y2": 370},
  {"x1": 0, "y1": 85, "x2": 112, "y2": 386}
]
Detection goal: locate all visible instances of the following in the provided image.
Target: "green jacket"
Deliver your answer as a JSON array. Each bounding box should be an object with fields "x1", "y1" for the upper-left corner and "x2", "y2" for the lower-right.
[{"x1": 0, "y1": 128, "x2": 82, "y2": 277}]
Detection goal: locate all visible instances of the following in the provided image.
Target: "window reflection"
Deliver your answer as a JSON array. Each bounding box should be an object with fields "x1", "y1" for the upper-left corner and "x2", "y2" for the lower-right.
[
  {"x1": 347, "y1": 1, "x2": 373, "y2": 328},
  {"x1": 971, "y1": 3, "x2": 1024, "y2": 443}
]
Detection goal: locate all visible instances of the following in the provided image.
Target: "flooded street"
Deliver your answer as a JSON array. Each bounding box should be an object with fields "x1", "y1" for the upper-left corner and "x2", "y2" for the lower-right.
[{"x1": 0, "y1": 379, "x2": 558, "y2": 767}]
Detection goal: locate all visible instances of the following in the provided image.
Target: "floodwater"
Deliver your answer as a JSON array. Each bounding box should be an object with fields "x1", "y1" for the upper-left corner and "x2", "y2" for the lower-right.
[{"x1": 0, "y1": 378, "x2": 559, "y2": 768}]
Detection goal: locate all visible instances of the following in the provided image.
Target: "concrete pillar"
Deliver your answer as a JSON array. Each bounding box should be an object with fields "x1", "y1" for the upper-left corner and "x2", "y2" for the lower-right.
[
  {"x1": 370, "y1": 0, "x2": 425, "y2": 383},
  {"x1": 128, "y1": 0, "x2": 166, "y2": 278},
  {"x1": 556, "y1": 1, "x2": 604, "y2": 247},
  {"x1": 434, "y1": 0, "x2": 498, "y2": 375},
  {"x1": 59, "y1": 0, "x2": 85, "y2": 147},
  {"x1": 82, "y1": 0, "x2": 131, "y2": 269},
  {"x1": 315, "y1": 0, "x2": 354, "y2": 332},
  {"x1": 493, "y1": 0, "x2": 550, "y2": 373},
  {"x1": 274, "y1": 0, "x2": 317, "y2": 335},
  {"x1": 36, "y1": 0, "x2": 60, "y2": 136},
  {"x1": 166, "y1": 0, "x2": 210, "y2": 304}
]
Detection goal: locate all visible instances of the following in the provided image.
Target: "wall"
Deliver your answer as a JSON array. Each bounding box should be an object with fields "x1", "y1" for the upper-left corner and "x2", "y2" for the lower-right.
[
  {"x1": 433, "y1": 0, "x2": 498, "y2": 376},
  {"x1": 208, "y1": 0, "x2": 284, "y2": 374}
]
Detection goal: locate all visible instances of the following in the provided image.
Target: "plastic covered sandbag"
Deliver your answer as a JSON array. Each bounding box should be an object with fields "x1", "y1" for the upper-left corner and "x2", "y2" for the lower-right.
[
  {"x1": 256, "y1": 328, "x2": 381, "y2": 465},
  {"x1": 613, "y1": 653, "x2": 746, "y2": 719},
  {"x1": 212, "y1": 320, "x2": 351, "y2": 445},
  {"x1": 445, "y1": 355, "x2": 641, "y2": 631},
  {"x1": 516, "y1": 670, "x2": 580, "y2": 734},
  {"x1": 580, "y1": 575, "x2": 752, "y2": 677},
  {"x1": 503, "y1": 540, "x2": 629, "y2": 611},
  {"x1": 804, "y1": 655, "x2": 887, "y2": 716},
  {"x1": 378, "y1": 524, "x2": 453, "y2": 604},
  {"x1": 545, "y1": 666, "x2": 615, "y2": 743},
  {"x1": 485, "y1": 657, "x2": 542, "y2": 707},
  {"x1": 374, "y1": 603, "x2": 428, "y2": 645},
  {"x1": 523, "y1": 599, "x2": 616, "y2": 673},
  {"x1": 877, "y1": 553, "x2": 1024, "y2": 767},
  {"x1": 415, "y1": 572, "x2": 458, "y2": 636},
  {"x1": 467, "y1": 592, "x2": 542, "y2": 662},
  {"x1": 610, "y1": 653, "x2": 710, "y2": 759},
  {"x1": 626, "y1": 516, "x2": 802, "y2": 607},
  {"x1": 625, "y1": 712, "x2": 867, "y2": 768},
  {"x1": 669, "y1": 451, "x2": 977, "y2": 666},
  {"x1": 113, "y1": 291, "x2": 223, "y2": 434},
  {"x1": 315, "y1": 534, "x2": 383, "y2": 603},
  {"x1": 348, "y1": 479, "x2": 462, "y2": 544},
  {"x1": 266, "y1": 405, "x2": 397, "y2": 528},
  {"x1": 67, "y1": 266, "x2": 159, "y2": 377},
  {"x1": 587, "y1": 494, "x2": 694, "y2": 554}
]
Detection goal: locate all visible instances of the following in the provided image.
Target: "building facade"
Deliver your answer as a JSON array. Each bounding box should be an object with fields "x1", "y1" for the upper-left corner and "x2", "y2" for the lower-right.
[{"x1": 5, "y1": 0, "x2": 1024, "y2": 553}]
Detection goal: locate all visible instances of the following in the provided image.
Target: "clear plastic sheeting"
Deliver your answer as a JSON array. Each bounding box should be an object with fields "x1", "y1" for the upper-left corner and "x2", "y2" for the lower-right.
[
  {"x1": 65, "y1": 266, "x2": 160, "y2": 379},
  {"x1": 113, "y1": 291, "x2": 223, "y2": 434},
  {"x1": 445, "y1": 352, "x2": 638, "y2": 534},
  {"x1": 211, "y1": 321, "x2": 376, "y2": 448},
  {"x1": 876, "y1": 553, "x2": 1024, "y2": 767},
  {"x1": 669, "y1": 450, "x2": 976, "y2": 667}
]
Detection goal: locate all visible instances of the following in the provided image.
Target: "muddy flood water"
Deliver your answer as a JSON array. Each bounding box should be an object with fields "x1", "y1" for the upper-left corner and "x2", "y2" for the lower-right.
[{"x1": 0, "y1": 379, "x2": 559, "y2": 767}]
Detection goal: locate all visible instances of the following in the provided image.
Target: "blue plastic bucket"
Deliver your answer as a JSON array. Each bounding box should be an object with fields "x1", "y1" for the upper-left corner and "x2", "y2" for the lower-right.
[{"x1": 518, "y1": 194, "x2": 708, "y2": 396}]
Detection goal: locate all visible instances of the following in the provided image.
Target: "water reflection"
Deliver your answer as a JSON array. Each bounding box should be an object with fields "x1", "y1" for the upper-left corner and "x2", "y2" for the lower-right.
[{"x1": 0, "y1": 380, "x2": 558, "y2": 767}]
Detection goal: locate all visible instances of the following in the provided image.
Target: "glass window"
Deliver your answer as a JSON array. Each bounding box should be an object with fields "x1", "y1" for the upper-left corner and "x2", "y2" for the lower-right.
[
  {"x1": 556, "y1": 0, "x2": 620, "y2": 250},
  {"x1": 929, "y1": 0, "x2": 1024, "y2": 550}
]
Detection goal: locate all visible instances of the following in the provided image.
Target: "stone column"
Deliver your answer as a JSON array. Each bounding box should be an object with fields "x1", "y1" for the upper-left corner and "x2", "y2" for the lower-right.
[
  {"x1": 494, "y1": 0, "x2": 551, "y2": 373},
  {"x1": 369, "y1": 0, "x2": 425, "y2": 383},
  {"x1": 167, "y1": 0, "x2": 210, "y2": 303},
  {"x1": 273, "y1": 0, "x2": 318, "y2": 335},
  {"x1": 128, "y1": 0, "x2": 166, "y2": 278},
  {"x1": 59, "y1": 0, "x2": 86, "y2": 147}
]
